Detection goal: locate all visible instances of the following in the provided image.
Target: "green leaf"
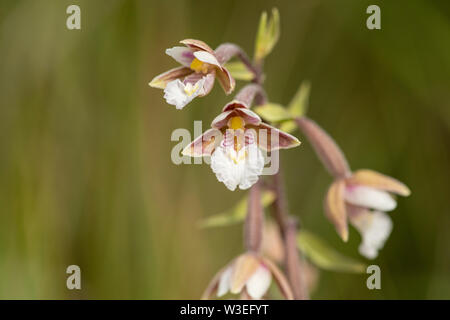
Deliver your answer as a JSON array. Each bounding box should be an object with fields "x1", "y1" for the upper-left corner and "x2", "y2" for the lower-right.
[
  {"x1": 288, "y1": 81, "x2": 311, "y2": 117},
  {"x1": 297, "y1": 230, "x2": 366, "y2": 273},
  {"x1": 224, "y1": 61, "x2": 255, "y2": 81},
  {"x1": 254, "y1": 8, "x2": 280, "y2": 62},
  {"x1": 198, "y1": 191, "x2": 276, "y2": 228},
  {"x1": 254, "y1": 103, "x2": 293, "y2": 122},
  {"x1": 279, "y1": 120, "x2": 298, "y2": 134}
]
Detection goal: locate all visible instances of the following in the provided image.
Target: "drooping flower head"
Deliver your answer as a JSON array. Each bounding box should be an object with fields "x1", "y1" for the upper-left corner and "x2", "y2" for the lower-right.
[
  {"x1": 182, "y1": 100, "x2": 300, "y2": 191},
  {"x1": 201, "y1": 252, "x2": 294, "y2": 300},
  {"x1": 149, "y1": 39, "x2": 235, "y2": 109},
  {"x1": 296, "y1": 117, "x2": 410, "y2": 259},
  {"x1": 325, "y1": 169, "x2": 410, "y2": 259}
]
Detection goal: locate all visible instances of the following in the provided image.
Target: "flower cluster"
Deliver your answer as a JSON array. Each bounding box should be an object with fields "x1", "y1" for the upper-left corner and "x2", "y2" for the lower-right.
[{"x1": 150, "y1": 11, "x2": 410, "y2": 300}]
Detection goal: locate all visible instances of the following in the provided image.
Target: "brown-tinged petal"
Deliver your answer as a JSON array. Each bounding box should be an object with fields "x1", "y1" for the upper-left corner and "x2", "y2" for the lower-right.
[
  {"x1": 262, "y1": 220, "x2": 285, "y2": 264},
  {"x1": 211, "y1": 107, "x2": 261, "y2": 129},
  {"x1": 216, "y1": 67, "x2": 235, "y2": 95},
  {"x1": 201, "y1": 265, "x2": 228, "y2": 300},
  {"x1": 180, "y1": 39, "x2": 215, "y2": 55},
  {"x1": 347, "y1": 169, "x2": 411, "y2": 196},
  {"x1": 222, "y1": 100, "x2": 250, "y2": 111},
  {"x1": 248, "y1": 122, "x2": 300, "y2": 151},
  {"x1": 239, "y1": 289, "x2": 253, "y2": 300},
  {"x1": 149, "y1": 66, "x2": 194, "y2": 89},
  {"x1": 211, "y1": 110, "x2": 234, "y2": 129},
  {"x1": 261, "y1": 257, "x2": 294, "y2": 300},
  {"x1": 296, "y1": 117, "x2": 351, "y2": 179},
  {"x1": 324, "y1": 179, "x2": 348, "y2": 242},
  {"x1": 182, "y1": 128, "x2": 222, "y2": 157},
  {"x1": 230, "y1": 253, "x2": 260, "y2": 294},
  {"x1": 214, "y1": 43, "x2": 242, "y2": 65},
  {"x1": 183, "y1": 72, "x2": 204, "y2": 85}
]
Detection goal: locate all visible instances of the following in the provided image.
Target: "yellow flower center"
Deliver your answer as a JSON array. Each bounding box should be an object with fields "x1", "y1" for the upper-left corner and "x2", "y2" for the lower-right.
[
  {"x1": 184, "y1": 83, "x2": 199, "y2": 96},
  {"x1": 190, "y1": 58, "x2": 210, "y2": 74},
  {"x1": 228, "y1": 116, "x2": 245, "y2": 130}
]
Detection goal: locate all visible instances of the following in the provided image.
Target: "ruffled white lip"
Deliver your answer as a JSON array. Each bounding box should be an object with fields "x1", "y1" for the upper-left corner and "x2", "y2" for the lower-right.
[
  {"x1": 350, "y1": 210, "x2": 393, "y2": 259},
  {"x1": 344, "y1": 185, "x2": 397, "y2": 212},
  {"x1": 210, "y1": 135, "x2": 265, "y2": 191},
  {"x1": 163, "y1": 78, "x2": 205, "y2": 110}
]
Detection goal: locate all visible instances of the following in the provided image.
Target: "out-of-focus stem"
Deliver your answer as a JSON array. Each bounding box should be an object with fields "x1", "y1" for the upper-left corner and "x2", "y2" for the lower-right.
[
  {"x1": 244, "y1": 181, "x2": 264, "y2": 253},
  {"x1": 226, "y1": 43, "x2": 307, "y2": 299},
  {"x1": 295, "y1": 116, "x2": 351, "y2": 179},
  {"x1": 284, "y1": 218, "x2": 309, "y2": 299},
  {"x1": 272, "y1": 170, "x2": 309, "y2": 300}
]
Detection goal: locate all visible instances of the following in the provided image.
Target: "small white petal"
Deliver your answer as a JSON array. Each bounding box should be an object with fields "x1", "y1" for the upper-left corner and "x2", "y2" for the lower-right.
[
  {"x1": 351, "y1": 211, "x2": 393, "y2": 259},
  {"x1": 210, "y1": 143, "x2": 264, "y2": 191},
  {"x1": 344, "y1": 185, "x2": 397, "y2": 212},
  {"x1": 193, "y1": 51, "x2": 221, "y2": 68},
  {"x1": 165, "y1": 46, "x2": 194, "y2": 66},
  {"x1": 163, "y1": 78, "x2": 204, "y2": 110},
  {"x1": 217, "y1": 266, "x2": 233, "y2": 297},
  {"x1": 245, "y1": 265, "x2": 272, "y2": 299}
]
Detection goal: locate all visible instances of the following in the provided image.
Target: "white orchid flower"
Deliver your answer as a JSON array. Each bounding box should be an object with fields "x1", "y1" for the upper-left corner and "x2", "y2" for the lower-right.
[
  {"x1": 149, "y1": 39, "x2": 235, "y2": 109},
  {"x1": 201, "y1": 253, "x2": 294, "y2": 300},
  {"x1": 182, "y1": 101, "x2": 300, "y2": 191}
]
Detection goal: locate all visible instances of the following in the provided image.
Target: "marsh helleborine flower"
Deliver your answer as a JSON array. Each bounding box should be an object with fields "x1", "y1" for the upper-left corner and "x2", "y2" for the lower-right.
[
  {"x1": 326, "y1": 170, "x2": 410, "y2": 259},
  {"x1": 149, "y1": 39, "x2": 235, "y2": 109},
  {"x1": 296, "y1": 117, "x2": 411, "y2": 259},
  {"x1": 201, "y1": 252, "x2": 294, "y2": 300},
  {"x1": 182, "y1": 101, "x2": 300, "y2": 191}
]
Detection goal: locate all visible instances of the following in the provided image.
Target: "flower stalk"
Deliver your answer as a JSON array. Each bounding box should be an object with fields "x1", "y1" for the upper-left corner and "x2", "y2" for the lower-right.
[
  {"x1": 244, "y1": 181, "x2": 264, "y2": 253},
  {"x1": 272, "y1": 170, "x2": 309, "y2": 299}
]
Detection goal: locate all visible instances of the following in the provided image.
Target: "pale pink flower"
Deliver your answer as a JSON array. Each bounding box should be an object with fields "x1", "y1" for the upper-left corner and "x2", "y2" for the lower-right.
[
  {"x1": 149, "y1": 39, "x2": 235, "y2": 109},
  {"x1": 183, "y1": 101, "x2": 300, "y2": 191},
  {"x1": 201, "y1": 252, "x2": 294, "y2": 300},
  {"x1": 296, "y1": 117, "x2": 410, "y2": 258}
]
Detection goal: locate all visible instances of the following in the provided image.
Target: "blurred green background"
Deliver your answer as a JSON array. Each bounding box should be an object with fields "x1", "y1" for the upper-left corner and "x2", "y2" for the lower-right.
[{"x1": 0, "y1": 0, "x2": 449, "y2": 299}]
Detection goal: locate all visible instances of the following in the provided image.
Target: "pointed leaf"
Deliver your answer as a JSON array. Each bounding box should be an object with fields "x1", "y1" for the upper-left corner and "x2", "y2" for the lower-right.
[
  {"x1": 279, "y1": 120, "x2": 298, "y2": 134},
  {"x1": 254, "y1": 103, "x2": 293, "y2": 122},
  {"x1": 288, "y1": 81, "x2": 310, "y2": 117},
  {"x1": 297, "y1": 230, "x2": 366, "y2": 273},
  {"x1": 224, "y1": 61, "x2": 255, "y2": 81},
  {"x1": 254, "y1": 8, "x2": 280, "y2": 62}
]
